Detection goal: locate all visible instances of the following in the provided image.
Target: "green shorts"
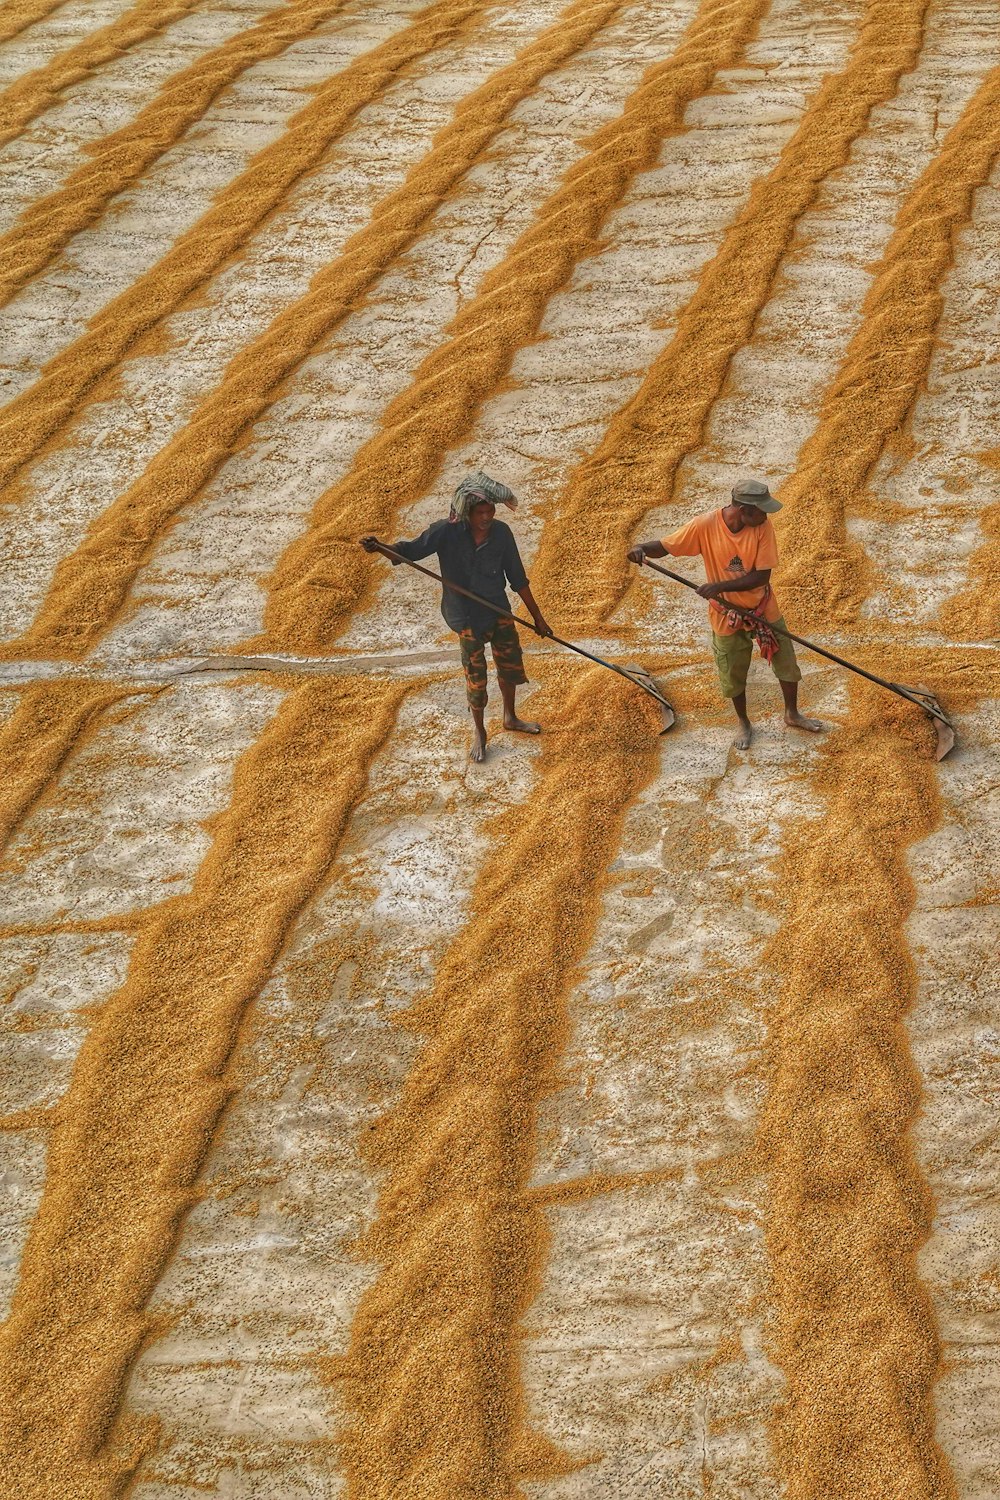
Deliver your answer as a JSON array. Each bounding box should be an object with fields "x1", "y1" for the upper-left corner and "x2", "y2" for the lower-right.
[
  {"x1": 711, "y1": 616, "x2": 802, "y2": 699},
  {"x1": 458, "y1": 619, "x2": 527, "y2": 709}
]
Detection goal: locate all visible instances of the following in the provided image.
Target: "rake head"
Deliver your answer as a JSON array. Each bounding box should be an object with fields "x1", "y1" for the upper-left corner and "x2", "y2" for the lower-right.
[
  {"x1": 623, "y1": 663, "x2": 675, "y2": 735},
  {"x1": 894, "y1": 683, "x2": 956, "y2": 761}
]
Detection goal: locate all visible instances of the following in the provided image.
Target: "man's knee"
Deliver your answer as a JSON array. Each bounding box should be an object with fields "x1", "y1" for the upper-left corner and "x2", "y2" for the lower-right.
[
  {"x1": 465, "y1": 663, "x2": 488, "y2": 707},
  {"x1": 712, "y1": 633, "x2": 751, "y2": 699},
  {"x1": 768, "y1": 621, "x2": 801, "y2": 683},
  {"x1": 491, "y1": 623, "x2": 527, "y2": 687},
  {"x1": 460, "y1": 631, "x2": 488, "y2": 708}
]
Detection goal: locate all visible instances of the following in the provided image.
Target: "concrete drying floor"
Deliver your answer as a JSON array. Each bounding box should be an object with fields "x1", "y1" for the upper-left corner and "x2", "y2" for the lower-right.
[{"x1": 0, "y1": 0, "x2": 997, "y2": 1495}]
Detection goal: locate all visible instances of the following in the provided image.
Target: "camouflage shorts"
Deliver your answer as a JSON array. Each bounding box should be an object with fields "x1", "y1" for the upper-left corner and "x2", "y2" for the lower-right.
[{"x1": 458, "y1": 619, "x2": 526, "y2": 708}]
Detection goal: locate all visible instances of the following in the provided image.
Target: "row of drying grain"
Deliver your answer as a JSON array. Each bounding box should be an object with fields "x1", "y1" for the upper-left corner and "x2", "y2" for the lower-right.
[
  {"x1": 0, "y1": 0, "x2": 994, "y2": 659},
  {"x1": 0, "y1": 4, "x2": 726, "y2": 1491},
  {"x1": 0, "y1": 0, "x2": 995, "y2": 1494}
]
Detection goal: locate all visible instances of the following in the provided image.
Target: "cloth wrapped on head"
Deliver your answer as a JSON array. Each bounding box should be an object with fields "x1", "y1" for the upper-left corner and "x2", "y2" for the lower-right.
[{"x1": 450, "y1": 470, "x2": 517, "y2": 524}]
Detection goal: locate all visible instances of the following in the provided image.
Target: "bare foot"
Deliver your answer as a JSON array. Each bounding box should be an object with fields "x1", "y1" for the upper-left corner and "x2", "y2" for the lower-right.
[
  {"x1": 470, "y1": 727, "x2": 487, "y2": 762},
  {"x1": 503, "y1": 716, "x2": 541, "y2": 735},
  {"x1": 733, "y1": 719, "x2": 753, "y2": 750},
  {"x1": 784, "y1": 711, "x2": 823, "y2": 734}
]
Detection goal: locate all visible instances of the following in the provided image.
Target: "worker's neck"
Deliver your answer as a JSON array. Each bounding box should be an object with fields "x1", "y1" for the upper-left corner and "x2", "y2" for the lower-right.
[{"x1": 721, "y1": 504, "x2": 745, "y2": 533}]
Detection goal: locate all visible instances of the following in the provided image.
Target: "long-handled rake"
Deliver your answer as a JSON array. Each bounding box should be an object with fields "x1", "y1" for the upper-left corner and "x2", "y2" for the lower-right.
[
  {"x1": 635, "y1": 557, "x2": 956, "y2": 759},
  {"x1": 369, "y1": 543, "x2": 676, "y2": 732}
]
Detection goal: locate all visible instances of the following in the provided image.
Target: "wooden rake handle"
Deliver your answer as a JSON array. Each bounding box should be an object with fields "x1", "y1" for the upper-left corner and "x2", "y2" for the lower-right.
[
  {"x1": 365, "y1": 542, "x2": 673, "y2": 711},
  {"x1": 637, "y1": 557, "x2": 953, "y2": 729}
]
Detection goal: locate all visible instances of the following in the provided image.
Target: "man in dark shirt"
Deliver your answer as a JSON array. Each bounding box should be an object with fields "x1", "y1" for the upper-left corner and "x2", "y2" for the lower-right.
[{"x1": 362, "y1": 472, "x2": 551, "y2": 762}]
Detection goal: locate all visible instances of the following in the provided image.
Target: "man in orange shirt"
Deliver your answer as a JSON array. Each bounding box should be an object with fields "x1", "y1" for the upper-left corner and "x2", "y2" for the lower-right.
[{"x1": 627, "y1": 479, "x2": 822, "y2": 749}]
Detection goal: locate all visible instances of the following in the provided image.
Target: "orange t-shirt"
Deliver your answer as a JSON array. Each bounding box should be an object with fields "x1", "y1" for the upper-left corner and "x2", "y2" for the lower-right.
[{"x1": 661, "y1": 509, "x2": 781, "y2": 637}]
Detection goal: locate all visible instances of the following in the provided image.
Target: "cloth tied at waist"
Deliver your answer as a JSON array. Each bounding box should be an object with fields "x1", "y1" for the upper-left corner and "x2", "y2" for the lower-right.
[{"x1": 720, "y1": 585, "x2": 780, "y2": 663}]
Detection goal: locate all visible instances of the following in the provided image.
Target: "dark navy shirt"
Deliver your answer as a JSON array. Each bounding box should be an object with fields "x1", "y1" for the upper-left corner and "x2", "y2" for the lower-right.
[{"x1": 390, "y1": 518, "x2": 529, "y2": 634}]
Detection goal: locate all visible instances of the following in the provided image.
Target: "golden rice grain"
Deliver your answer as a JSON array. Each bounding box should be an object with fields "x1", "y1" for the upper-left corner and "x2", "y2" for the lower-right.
[
  {"x1": 258, "y1": 0, "x2": 770, "y2": 652},
  {"x1": 778, "y1": 62, "x2": 1000, "y2": 629},
  {"x1": 0, "y1": 0, "x2": 353, "y2": 306},
  {"x1": 760, "y1": 683, "x2": 956, "y2": 1499},
  {"x1": 0, "y1": 677, "x2": 406, "y2": 1499},
  {"x1": 0, "y1": 0, "x2": 207, "y2": 149},
  {"x1": 531, "y1": 0, "x2": 931, "y2": 631},
  {"x1": 10, "y1": 0, "x2": 627, "y2": 658},
  {"x1": 0, "y1": 2, "x2": 996, "y2": 1493},
  {"x1": 940, "y1": 446, "x2": 1000, "y2": 640},
  {"x1": 0, "y1": 0, "x2": 77, "y2": 48},
  {"x1": 0, "y1": 0, "x2": 492, "y2": 497},
  {"x1": 0, "y1": 682, "x2": 127, "y2": 852},
  {"x1": 337, "y1": 666, "x2": 661, "y2": 1496}
]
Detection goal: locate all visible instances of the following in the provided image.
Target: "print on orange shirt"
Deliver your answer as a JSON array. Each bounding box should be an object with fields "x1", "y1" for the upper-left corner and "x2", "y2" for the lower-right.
[{"x1": 661, "y1": 509, "x2": 781, "y2": 637}]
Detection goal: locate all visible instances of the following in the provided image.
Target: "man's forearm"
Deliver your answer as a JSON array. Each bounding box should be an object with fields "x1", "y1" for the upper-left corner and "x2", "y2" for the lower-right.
[
  {"x1": 517, "y1": 585, "x2": 551, "y2": 633},
  {"x1": 361, "y1": 526, "x2": 441, "y2": 564},
  {"x1": 384, "y1": 537, "x2": 427, "y2": 565},
  {"x1": 701, "y1": 569, "x2": 770, "y2": 598},
  {"x1": 629, "y1": 539, "x2": 668, "y2": 561}
]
